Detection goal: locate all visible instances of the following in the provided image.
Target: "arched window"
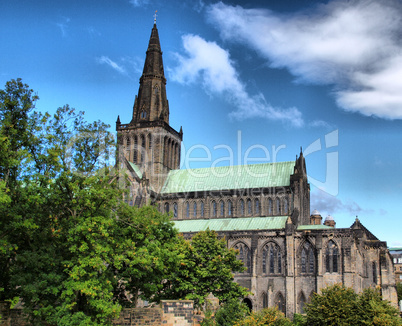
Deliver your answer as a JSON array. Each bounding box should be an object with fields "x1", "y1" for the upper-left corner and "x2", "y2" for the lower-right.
[
  {"x1": 186, "y1": 202, "x2": 190, "y2": 218},
  {"x1": 275, "y1": 292, "x2": 285, "y2": 314},
  {"x1": 247, "y1": 198, "x2": 252, "y2": 215},
  {"x1": 255, "y1": 199, "x2": 260, "y2": 215},
  {"x1": 212, "y1": 201, "x2": 217, "y2": 217},
  {"x1": 148, "y1": 134, "x2": 152, "y2": 150},
  {"x1": 193, "y1": 202, "x2": 197, "y2": 218},
  {"x1": 262, "y1": 242, "x2": 282, "y2": 274},
  {"x1": 326, "y1": 240, "x2": 339, "y2": 273},
  {"x1": 373, "y1": 262, "x2": 377, "y2": 284},
  {"x1": 283, "y1": 198, "x2": 288, "y2": 215},
  {"x1": 164, "y1": 202, "x2": 169, "y2": 214},
  {"x1": 262, "y1": 292, "x2": 268, "y2": 309},
  {"x1": 299, "y1": 292, "x2": 306, "y2": 314},
  {"x1": 268, "y1": 198, "x2": 273, "y2": 215},
  {"x1": 173, "y1": 203, "x2": 178, "y2": 218},
  {"x1": 140, "y1": 135, "x2": 145, "y2": 163},
  {"x1": 133, "y1": 136, "x2": 138, "y2": 163},
  {"x1": 228, "y1": 200, "x2": 232, "y2": 216},
  {"x1": 220, "y1": 201, "x2": 225, "y2": 217},
  {"x1": 239, "y1": 199, "x2": 244, "y2": 216},
  {"x1": 276, "y1": 197, "x2": 281, "y2": 215},
  {"x1": 200, "y1": 201, "x2": 204, "y2": 218},
  {"x1": 126, "y1": 137, "x2": 131, "y2": 158},
  {"x1": 301, "y1": 242, "x2": 315, "y2": 274},
  {"x1": 140, "y1": 110, "x2": 146, "y2": 119},
  {"x1": 234, "y1": 242, "x2": 251, "y2": 273}
]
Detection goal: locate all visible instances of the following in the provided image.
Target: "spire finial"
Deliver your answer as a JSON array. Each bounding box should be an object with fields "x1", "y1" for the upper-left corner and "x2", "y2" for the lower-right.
[{"x1": 153, "y1": 10, "x2": 157, "y2": 25}]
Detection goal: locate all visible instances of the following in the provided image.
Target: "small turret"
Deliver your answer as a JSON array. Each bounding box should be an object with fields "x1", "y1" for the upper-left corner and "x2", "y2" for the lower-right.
[
  {"x1": 324, "y1": 215, "x2": 336, "y2": 227},
  {"x1": 310, "y1": 209, "x2": 322, "y2": 225}
]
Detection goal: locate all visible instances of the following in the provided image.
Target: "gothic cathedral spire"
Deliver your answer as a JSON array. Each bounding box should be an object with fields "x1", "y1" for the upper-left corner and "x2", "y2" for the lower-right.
[
  {"x1": 131, "y1": 23, "x2": 169, "y2": 124},
  {"x1": 116, "y1": 22, "x2": 182, "y2": 195}
]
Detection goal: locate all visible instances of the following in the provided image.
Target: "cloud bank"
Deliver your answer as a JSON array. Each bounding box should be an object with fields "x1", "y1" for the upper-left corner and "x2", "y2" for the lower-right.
[
  {"x1": 170, "y1": 34, "x2": 304, "y2": 127},
  {"x1": 97, "y1": 56, "x2": 126, "y2": 75},
  {"x1": 207, "y1": 0, "x2": 402, "y2": 119}
]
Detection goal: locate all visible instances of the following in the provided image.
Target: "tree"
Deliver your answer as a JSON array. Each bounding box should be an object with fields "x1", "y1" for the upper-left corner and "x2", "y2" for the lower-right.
[
  {"x1": 201, "y1": 299, "x2": 249, "y2": 326},
  {"x1": 305, "y1": 284, "x2": 402, "y2": 326},
  {"x1": 397, "y1": 282, "x2": 402, "y2": 303},
  {"x1": 0, "y1": 79, "x2": 181, "y2": 325},
  {"x1": 233, "y1": 307, "x2": 292, "y2": 326},
  {"x1": 156, "y1": 229, "x2": 249, "y2": 308}
]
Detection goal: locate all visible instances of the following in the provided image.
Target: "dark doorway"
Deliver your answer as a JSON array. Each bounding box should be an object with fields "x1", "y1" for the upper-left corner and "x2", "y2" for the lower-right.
[{"x1": 243, "y1": 298, "x2": 252, "y2": 311}]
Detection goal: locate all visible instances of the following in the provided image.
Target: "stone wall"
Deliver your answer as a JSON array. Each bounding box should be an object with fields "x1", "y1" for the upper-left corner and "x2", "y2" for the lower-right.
[{"x1": 1, "y1": 300, "x2": 197, "y2": 326}]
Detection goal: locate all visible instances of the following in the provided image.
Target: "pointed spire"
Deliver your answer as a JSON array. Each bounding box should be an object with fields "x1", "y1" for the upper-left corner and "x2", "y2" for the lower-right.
[
  {"x1": 131, "y1": 23, "x2": 169, "y2": 124},
  {"x1": 116, "y1": 115, "x2": 120, "y2": 124}
]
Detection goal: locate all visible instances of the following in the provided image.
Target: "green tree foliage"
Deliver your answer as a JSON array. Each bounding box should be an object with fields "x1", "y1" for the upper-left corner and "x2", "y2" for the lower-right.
[
  {"x1": 156, "y1": 229, "x2": 249, "y2": 308},
  {"x1": 201, "y1": 299, "x2": 249, "y2": 326},
  {"x1": 305, "y1": 284, "x2": 401, "y2": 326},
  {"x1": 397, "y1": 282, "x2": 402, "y2": 303},
  {"x1": 0, "y1": 79, "x2": 181, "y2": 325},
  {"x1": 233, "y1": 307, "x2": 293, "y2": 326}
]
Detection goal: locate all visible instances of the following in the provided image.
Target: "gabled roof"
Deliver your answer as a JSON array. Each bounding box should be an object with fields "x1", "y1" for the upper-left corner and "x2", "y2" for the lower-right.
[
  {"x1": 160, "y1": 161, "x2": 295, "y2": 194},
  {"x1": 173, "y1": 216, "x2": 288, "y2": 233},
  {"x1": 127, "y1": 161, "x2": 143, "y2": 180}
]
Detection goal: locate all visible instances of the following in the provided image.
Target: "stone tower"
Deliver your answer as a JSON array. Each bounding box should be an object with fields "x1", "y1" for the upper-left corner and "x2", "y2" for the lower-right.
[{"x1": 116, "y1": 23, "x2": 183, "y2": 196}]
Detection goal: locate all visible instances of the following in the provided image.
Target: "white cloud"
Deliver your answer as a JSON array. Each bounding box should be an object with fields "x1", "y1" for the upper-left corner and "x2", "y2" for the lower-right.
[
  {"x1": 128, "y1": 0, "x2": 149, "y2": 7},
  {"x1": 170, "y1": 34, "x2": 304, "y2": 127},
  {"x1": 56, "y1": 17, "x2": 71, "y2": 37},
  {"x1": 207, "y1": 0, "x2": 402, "y2": 120},
  {"x1": 97, "y1": 56, "x2": 126, "y2": 75}
]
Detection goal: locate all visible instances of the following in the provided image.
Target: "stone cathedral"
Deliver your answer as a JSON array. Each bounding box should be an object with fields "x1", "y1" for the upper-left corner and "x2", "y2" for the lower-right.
[{"x1": 116, "y1": 23, "x2": 397, "y2": 316}]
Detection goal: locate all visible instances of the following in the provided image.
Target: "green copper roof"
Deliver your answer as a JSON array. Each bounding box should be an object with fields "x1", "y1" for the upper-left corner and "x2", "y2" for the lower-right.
[
  {"x1": 128, "y1": 161, "x2": 142, "y2": 179},
  {"x1": 161, "y1": 161, "x2": 295, "y2": 194},
  {"x1": 173, "y1": 216, "x2": 288, "y2": 233},
  {"x1": 297, "y1": 225, "x2": 334, "y2": 230}
]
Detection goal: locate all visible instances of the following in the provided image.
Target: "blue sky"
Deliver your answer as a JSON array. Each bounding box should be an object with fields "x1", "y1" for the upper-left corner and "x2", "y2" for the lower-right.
[{"x1": 1, "y1": 0, "x2": 402, "y2": 246}]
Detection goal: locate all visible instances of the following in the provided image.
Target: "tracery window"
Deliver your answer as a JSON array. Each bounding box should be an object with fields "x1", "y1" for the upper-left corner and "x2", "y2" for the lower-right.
[
  {"x1": 228, "y1": 200, "x2": 232, "y2": 216},
  {"x1": 268, "y1": 198, "x2": 273, "y2": 215},
  {"x1": 193, "y1": 202, "x2": 197, "y2": 218},
  {"x1": 326, "y1": 240, "x2": 339, "y2": 273},
  {"x1": 140, "y1": 135, "x2": 145, "y2": 163},
  {"x1": 212, "y1": 201, "x2": 217, "y2": 217},
  {"x1": 262, "y1": 293, "x2": 268, "y2": 309},
  {"x1": 299, "y1": 292, "x2": 306, "y2": 314},
  {"x1": 239, "y1": 199, "x2": 245, "y2": 216},
  {"x1": 220, "y1": 201, "x2": 225, "y2": 217},
  {"x1": 301, "y1": 242, "x2": 315, "y2": 274},
  {"x1": 276, "y1": 197, "x2": 281, "y2": 215},
  {"x1": 247, "y1": 198, "x2": 252, "y2": 215},
  {"x1": 164, "y1": 202, "x2": 169, "y2": 214},
  {"x1": 255, "y1": 199, "x2": 260, "y2": 215},
  {"x1": 262, "y1": 242, "x2": 282, "y2": 274},
  {"x1": 133, "y1": 136, "x2": 138, "y2": 163},
  {"x1": 173, "y1": 203, "x2": 178, "y2": 218},
  {"x1": 283, "y1": 198, "x2": 288, "y2": 215},
  {"x1": 186, "y1": 202, "x2": 190, "y2": 218},
  {"x1": 234, "y1": 242, "x2": 251, "y2": 273}
]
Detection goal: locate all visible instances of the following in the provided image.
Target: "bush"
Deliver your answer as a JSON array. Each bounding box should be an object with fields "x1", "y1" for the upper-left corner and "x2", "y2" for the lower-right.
[
  {"x1": 201, "y1": 299, "x2": 249, "y2": 326},
  {"x1": 234, "y1": 307, "x2": 292, "y2": 326}
]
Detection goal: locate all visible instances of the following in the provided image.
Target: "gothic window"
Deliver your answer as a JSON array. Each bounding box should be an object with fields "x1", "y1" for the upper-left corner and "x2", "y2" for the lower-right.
[
  {"x1": 148, "y1": 134, "x2": 152, "y2": 150},
  {"x1": 140, "y1": 111, "x2": 146, "y2": 119},
  {"x1": 126, "y1": 137, "x2": 131, "y2": 158},
  {"x1": 299, "y1": 292, "x2": 306, "y2": 314},
  {"x1": 239, "y1": 199, "x2": 245, "y2": 216},
  {"x1": 164, "y1": 202, "x2": 169, "y2": 214},
  {"x1": 133, "y1": 136, "x2": 138, "y2": 163},
  {"x1": 234, "y1": 242, "x2": 251, "y2": 273},
  {"x1": 301, "y1": 242, "x2": 315, "y2": 274},
  {"x1": 212, "y1": 201, "x2": 217, "y2": 217},
  {"x1": 275, "y1": 292, "x2": 285, "y2": 314},
  {"x1": 173, "y1": 203, "x2": 178, "y2": 218},
  {"x1": 326, "y1": 240, "x2": 339, "y2": 273},
  {"x1": 276, "y1": 197, "x2": 281, "y2": 215},
  {"x1": 255, "y1": 199, "x2": 260, "y2": 215},
  {"x1": 247, "y1": 198, "x2": 252, "y2": 215},
  {"x1": 283, "y1": 198, "x2": 288, "y2": 215},
  {"x1": 228, "y1": 200, "x2": 232, "y2": 216},
  {"x1": 373, "y1": 262, "x2": 377, "y2": 284},
  {"x1": 262, "y1": 293, "x2": 268, "y2": 309},
  {"x1": 193, "y1": 202, "x2": 197, "y2": 218},
  {"x1": 262, "y1": 242, "x2": 282, "y2": 274},
  {"x1": 268, "y1": 198, "x2": 273, "y2": 215},
  {"x1": 186, "y1": 202, "x2": 190, "y2": 218},
  {"x1": 220, "y1": 201, "x2": 225, "y2": 217},
  {"x1": 200, "y1": 201, "x2": 204, "y2": 218},
  {"x1": 140, "y1": 135, "x2": 145, "y2": 163}
]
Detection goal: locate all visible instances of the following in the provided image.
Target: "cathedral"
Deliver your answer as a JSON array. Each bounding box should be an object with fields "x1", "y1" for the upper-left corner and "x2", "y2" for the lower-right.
[{"x1": 116, "y1": 23, "x2": 397, "y2": 316}]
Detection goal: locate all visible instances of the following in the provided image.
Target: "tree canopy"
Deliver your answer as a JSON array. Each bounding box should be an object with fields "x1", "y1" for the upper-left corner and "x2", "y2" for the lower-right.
[{"x1": 0, "y1": 79, "x2": 249, "y2": 325}]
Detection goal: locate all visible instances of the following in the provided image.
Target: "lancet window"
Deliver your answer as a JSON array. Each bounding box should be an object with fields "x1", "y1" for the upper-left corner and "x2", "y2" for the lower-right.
[
  {"x1": 325, "y1": 240, "x2": 339, "y2": 273},
  {"x1": 262, "y1": 242, "x2": 282, "y2": 274},
  {"x1": 234, "y1": 242, "x2": 251, "y2": 273}
]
